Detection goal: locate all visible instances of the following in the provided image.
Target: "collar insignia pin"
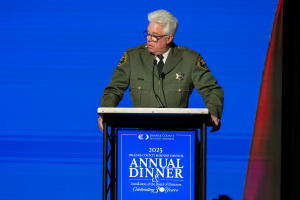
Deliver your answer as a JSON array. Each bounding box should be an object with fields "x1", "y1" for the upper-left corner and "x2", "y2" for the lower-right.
[{"x1": 176, "y1": 72, "x2": 184, "y2": 81}]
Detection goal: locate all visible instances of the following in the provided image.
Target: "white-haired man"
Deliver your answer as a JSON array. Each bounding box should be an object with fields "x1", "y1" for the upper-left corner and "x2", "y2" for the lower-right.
[{"x1": 99, "y1": 10, "x2": 224, "y2": 132}]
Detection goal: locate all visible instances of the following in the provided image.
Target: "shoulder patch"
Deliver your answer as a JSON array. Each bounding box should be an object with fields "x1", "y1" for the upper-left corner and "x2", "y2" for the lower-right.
[
  {"x1": 117, "y1": 52, "x2": 127, "y2": 67},
  {"x1": 197, "y1": 54, "x2": 208, "y2": 70}
]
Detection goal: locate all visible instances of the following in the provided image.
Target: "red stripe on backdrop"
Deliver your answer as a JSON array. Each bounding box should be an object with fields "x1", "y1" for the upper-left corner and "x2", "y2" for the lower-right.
[{"x1": 243, "y1": 0, "x2": 283, "y2": 199}]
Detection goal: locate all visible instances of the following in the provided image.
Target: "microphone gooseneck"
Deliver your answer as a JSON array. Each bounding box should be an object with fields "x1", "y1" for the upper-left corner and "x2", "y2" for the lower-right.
[
  {"x1": 153, "y1": 59, "x2": 157, "y2": 67},
  {"x1": 160, "y1": 72, "x2": 167, "y2": 108},
  {"x1": 152, "y1": 59, "x2": 165, "y2": 108}
]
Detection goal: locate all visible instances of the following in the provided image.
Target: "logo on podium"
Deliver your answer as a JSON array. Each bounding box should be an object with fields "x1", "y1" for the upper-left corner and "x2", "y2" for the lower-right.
[
  {"x1": 118, "y1": 130, "x2": 195, "y2": 200},
  {"x1": 138, "y1": 134, "x2": 149, "y2": 140}
]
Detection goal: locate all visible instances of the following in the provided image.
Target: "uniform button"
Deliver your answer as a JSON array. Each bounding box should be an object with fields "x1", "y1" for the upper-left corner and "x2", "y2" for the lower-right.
[
  {"x1": 178, "y1": 89, "x2": 181, "y2": 92},
  {"x1": 138, "y1": 87, "x2": 141, "y2": 90}
]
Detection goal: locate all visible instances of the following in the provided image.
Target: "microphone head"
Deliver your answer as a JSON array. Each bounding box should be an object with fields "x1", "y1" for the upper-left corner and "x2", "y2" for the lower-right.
[
  {"x1": 161, "y1": 73, "x2": 165, "y2": 79},
  {"x1": 153, "y1": 59, "x2": 157, "y2": 66}
]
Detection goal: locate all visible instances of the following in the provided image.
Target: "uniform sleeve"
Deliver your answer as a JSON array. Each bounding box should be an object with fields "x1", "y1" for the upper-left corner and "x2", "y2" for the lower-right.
[
  {"x1": 100, "y1": 52, "x2": 131, "y2": 107},
  {"x1": 192, "y1": 54, "x2": 224, "y2": 119}
]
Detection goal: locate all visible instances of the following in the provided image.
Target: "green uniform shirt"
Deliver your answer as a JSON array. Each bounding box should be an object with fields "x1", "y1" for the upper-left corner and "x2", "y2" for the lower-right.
[{"x1": 100, "y1": 44, "x2": 224, "y2": 119}]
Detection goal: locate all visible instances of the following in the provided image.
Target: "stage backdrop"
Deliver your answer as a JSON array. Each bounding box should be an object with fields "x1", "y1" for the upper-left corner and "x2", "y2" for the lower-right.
[{"x1": 0, "y1": 0, "x2": 278, "y2": 200}]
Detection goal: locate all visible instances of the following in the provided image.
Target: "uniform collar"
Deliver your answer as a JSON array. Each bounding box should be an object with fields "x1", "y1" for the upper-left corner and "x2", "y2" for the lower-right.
[
  {"x1": 155, "y1": 48, "x2": 171, "y2": 64},
  {"x1": 162, "y1": 44, "x2": 183, "y2": 75},
  {"x1": 143, "y1": 43, "x2": 182, "y2": 77}
]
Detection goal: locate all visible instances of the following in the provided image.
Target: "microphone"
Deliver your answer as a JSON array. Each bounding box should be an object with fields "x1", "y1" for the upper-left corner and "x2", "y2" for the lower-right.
[
  {"x1": 160, "y1": 72, "x2": 167, "y2": 107},
  {"x1": 152, "y1": 59, "x2": 165, "y2": 108}
]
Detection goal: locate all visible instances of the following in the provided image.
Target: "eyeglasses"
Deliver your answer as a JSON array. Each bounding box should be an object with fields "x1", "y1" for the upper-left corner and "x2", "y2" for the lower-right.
[{"x1": 143, "y1": 31, "x2": 167, "y2": 42}]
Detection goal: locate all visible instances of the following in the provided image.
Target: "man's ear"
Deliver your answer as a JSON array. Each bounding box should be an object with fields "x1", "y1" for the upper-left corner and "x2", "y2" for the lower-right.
[{"x1": 167, "y1": 35, "x2": 174, "y2": 44}]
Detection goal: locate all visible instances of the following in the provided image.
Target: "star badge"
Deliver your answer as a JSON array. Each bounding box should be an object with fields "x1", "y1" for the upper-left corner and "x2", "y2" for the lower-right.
[{"x1": 176, "y1": 72, "x2": 184, "y2": 81}]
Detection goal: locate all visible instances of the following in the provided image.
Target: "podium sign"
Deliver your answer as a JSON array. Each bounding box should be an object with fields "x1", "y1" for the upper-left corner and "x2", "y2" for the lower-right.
[{"x1": 117, "y1": 129, "x2": 196, "y2": 200}]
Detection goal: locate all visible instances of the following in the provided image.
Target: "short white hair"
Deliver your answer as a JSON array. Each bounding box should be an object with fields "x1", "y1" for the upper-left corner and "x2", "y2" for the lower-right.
[{"x1": 148, "y1": 10, "x2": 178, "y2": 36}]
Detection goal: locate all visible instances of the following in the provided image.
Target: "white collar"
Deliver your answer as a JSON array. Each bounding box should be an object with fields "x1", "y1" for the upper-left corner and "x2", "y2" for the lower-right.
[{"x1": 155, "y1": 48, "x2": 171, "y2": 64}]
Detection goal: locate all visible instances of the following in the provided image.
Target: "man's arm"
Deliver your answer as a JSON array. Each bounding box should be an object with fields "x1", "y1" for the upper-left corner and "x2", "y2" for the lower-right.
[
  {"x1": 100, "y1": 52, "x2": 131, "y2": 107},
  {"x1": 210, "y1": 114, "x2": 221, "y2": 132},
  {"x1": 192, "y1": 54, "x2": 224, "y2": 131},
  {"x1": 98, "y1": 114, "x2": 103, "y2": 132},
  {"x1": 99, "y1": 52, "x2": 131, "y2": 131}
]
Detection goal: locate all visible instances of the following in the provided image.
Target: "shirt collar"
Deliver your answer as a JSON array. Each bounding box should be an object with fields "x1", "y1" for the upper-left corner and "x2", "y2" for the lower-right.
[{"x1": 155, "y1": 48, "x2": 171, "y2": 64}]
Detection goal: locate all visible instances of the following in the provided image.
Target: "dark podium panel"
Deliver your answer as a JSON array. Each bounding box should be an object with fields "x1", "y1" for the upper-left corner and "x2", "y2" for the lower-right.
[{"x1": 98, "y1": 107, "x2": 214, "y2": 200}]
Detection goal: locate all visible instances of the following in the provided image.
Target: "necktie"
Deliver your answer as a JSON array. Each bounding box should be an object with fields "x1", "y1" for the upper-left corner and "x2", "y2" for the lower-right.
[{"x1": 157, "y1": 54, "x2": 164, "y2": 76}]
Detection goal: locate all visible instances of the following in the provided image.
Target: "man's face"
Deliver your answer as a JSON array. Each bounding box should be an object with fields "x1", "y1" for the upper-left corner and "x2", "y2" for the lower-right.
[{"x1": 146, "y1": 22, "x2": 173, "y2": 55}]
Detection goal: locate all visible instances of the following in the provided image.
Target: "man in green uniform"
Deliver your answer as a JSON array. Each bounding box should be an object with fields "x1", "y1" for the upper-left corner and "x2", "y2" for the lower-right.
[{"x1": 98, "y1": 9, "x2": 224, "y2": 132}]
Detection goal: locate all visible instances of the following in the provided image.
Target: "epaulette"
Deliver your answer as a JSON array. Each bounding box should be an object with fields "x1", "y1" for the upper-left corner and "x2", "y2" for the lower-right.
[
  {"x1": 176, "y1": 45, "x2": 208, "y2": 70},
  {"x1": 126, "y1": 44, "x2": 147, "y2": 52},
  {"x1": 176, "y1": 46, "x2": 198, "y2": 56},
  {"x1": 117, "y1": 45, "x2": 147, "y2": 67}
]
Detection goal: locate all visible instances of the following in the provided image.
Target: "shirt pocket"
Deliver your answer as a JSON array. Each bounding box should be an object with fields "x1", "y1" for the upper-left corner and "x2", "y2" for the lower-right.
[
  {"x1": 130, "y1": 80, "x2": 151, "y2": 107},
  {"x1": 165, "y1": 83, "x2": 190, "y2": 108}
]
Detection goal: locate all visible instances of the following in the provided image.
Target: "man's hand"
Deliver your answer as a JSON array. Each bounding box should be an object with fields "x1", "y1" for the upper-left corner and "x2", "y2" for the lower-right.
[
  {"x1": 210, "y1": 115, "x2": 221, "y2": 132},
  {"x1": 98, "y1": 115, "x2": 103, "y2": 132}
]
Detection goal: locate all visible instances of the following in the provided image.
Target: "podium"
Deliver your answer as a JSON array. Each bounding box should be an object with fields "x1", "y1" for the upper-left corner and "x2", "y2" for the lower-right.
[{"x1": 98, "y1": 107, "x2": 214, "y2": 200}]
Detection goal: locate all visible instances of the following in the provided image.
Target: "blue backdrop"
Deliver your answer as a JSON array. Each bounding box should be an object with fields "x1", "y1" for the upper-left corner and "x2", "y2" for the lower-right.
[{"x1": 0, "y1": 0, "x2": 277, "y2": 199}]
